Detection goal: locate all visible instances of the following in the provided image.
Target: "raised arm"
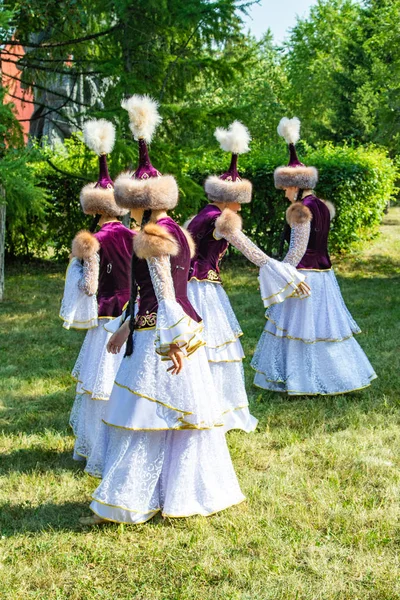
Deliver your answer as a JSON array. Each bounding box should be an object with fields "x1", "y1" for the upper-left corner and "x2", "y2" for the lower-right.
[
  {"x1": 282, "y1": 203, "x2": 312, "y2": 267},
  {"x1": 214, "y1": 209, "x2": 269, "y2": 267}
]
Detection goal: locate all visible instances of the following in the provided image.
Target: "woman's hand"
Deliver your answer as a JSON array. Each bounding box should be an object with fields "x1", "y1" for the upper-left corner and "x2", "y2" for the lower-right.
[
  {"x1": 107, "y1": 320, "x2": 130, "y2": 354},
  {"x1": 294, "y1": 280, "x2": 311, "y2": 298},
  {"x1": 167, "y1": 344, "x2": 185, "y2": 375}
]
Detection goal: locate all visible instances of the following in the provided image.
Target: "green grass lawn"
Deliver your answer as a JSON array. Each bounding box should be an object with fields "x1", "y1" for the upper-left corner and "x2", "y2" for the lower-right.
[{"x1": 1, "y1": 209, "x2": 400, "y2": 600}]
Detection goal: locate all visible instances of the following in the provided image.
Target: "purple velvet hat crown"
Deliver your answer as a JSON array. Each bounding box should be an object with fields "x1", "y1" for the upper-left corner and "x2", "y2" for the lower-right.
[
  {"x1": 204, "y1": 121, "x2": 252, "y2": 204},
  {"x1": 114, "y1": 95, "x2": 178, "y2": 211},
  {"x1": 274, "y1": 117, "x2": 318, "y2": 190},
  {"x1": 80, "y1": 119, "x2": 128, "y2": 217}
]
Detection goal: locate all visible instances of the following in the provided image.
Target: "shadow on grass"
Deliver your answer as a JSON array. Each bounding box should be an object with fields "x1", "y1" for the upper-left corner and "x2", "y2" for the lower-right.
[
  {"x1": 0, "y1": 447, "x2": 80, "y2": 475},
  {"x1": 1, "y1": 389, "x2": 74, "y2": 435},
  {"x1": 0, "y1": 501, "x2": 93, "y2": 535},
  {"x1": 0, "y1": 501, "x2": 172, "y2": 536}
]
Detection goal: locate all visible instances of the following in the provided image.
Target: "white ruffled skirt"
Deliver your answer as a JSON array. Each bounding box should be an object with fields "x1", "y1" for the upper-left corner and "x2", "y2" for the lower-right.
[
  {"x1": 251, "y1": 269, "x2": 377, "y2": 395},
  {"x1": 187, "y1": 280, "x2": 257, "y2": 433},
  {"x1": 70, "y1": 318, "x2": 126, "y2": 462},
  {"x1": 87, "y1": 325, "x2": 245, "y2": 522}
]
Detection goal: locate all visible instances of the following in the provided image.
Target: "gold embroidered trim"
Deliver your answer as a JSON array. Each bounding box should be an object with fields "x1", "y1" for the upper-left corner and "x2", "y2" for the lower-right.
[
  {"x1": 207, "y1": 269, "x2": 220, "y2": 282},
  {"x1": 59, "y1": 314, "x2": 98, "y2": 327},
  {"x1": 253, "y1": 375, "x2": 377, "y2": 396},
  {"x1": 91, "y1": 497, "x2": 160, "y2": 514},
  {"x1": 162, "y1": 497, "x2": 246, "y2": 519},
  {"x1": 297, "y1": 267, "x2": 333, "y2": 272},
  {"x1": 207, "y1": 332, "x2": 243, "y2": 350},
  {"x1": 135, "y1": 312, "x2": 157, "y2": 329},
  {"x1": 208, "y1": 358, "x2": 244, "y2": 364},
  {"x1": 188, "y1": 276, "x2": 222, "y2": 284},
  {"x1": 102, "y1": 418, "x2": 222, "y2": 432},
  {"x1": 262, "y1": 327, "x2": 360, "y2": 344},
  {"x1": 261, "y1": 280, "x2": 296, "y2": 302},
  {"x1": 113, "y1": 381, "x2": 193, "y2": 415},
  {"x1": 90, "y1": 505, "x2": 158, "y2": 525}
]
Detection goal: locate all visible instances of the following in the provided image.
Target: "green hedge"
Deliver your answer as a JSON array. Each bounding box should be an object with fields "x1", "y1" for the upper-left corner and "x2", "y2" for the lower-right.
[
  {"x1": 187, "y1": 143, "x2": 399, "y2": 256},
  {"x1": 6, "y1": 140, "x2": 398, "y2": 260}
]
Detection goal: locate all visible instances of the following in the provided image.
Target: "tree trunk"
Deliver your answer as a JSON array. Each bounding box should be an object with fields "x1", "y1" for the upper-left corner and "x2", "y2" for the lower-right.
[{"x1": 0, "y1": 188, "x2": 6, "y2": 302}]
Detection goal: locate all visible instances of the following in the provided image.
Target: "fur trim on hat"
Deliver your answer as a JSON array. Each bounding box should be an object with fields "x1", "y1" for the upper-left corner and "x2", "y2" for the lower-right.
[
  {"x1": 204, "y1": 175, "x2": 252, "y2": 204},
  {"x1": 146, "y1": 175, "x2": 179, "y2": 210},
  {"x1": 180, "y1": 227, "x2": 196, "y2": 259},
  {"x1": 133, "y1": 223, "x2": 179, "y2": 259},
  {"x1": 215, "y1": 208, "x2": 243, "y2": 237},
  {"x1": 274, "y1": 166, "x2": 318, "y2": 190},
  {"x1": 286, "y1": 203, "x2": 313, "y2": 227},
  {"x1": 114, "y1": 173, "x2": 179, "y2": 210},
  {"x1": 80, "y1": 183, "x2": 128, "y2": 217},
  {"x1": 322, "y1": 199, "x2": 336, "y2": 220},
  {"x1": 71, "y1": 230, "x2": 100, "y2": 260}
]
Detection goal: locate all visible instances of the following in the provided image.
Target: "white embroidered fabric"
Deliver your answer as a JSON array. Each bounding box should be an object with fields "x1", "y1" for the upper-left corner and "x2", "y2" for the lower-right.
[
  {"x1": 258, "y1": 258, "x2": 307, "y2": 309},
  {"x1": 70, "y1": 391, "x2": 108, "y2": 463},
  {"x1": 216, "y1": 226, "x2": 269, "y2": 267},
  {"x1": 214, "y1": 224, "x2": 308, "y2": 308},
  {"x1": 147, "y1": 255, "x2": 204, "y2": 357},
  {"x1": 59, "y1": 258, "x2": 98, "y2": 330},
  {"x1": 147, "y1": 255, "x2": 175, "y2": 301},
  {"x1": 71, "y1": 318, "x2": 126, "y2": 401},
  {"x1": 78, "y1": 254, "x2": 100, "y2": 296},
  {"x1": 104, "y1": 329, "x2": 224, "y2": 431},
  {"x1": 187, "y1": 280, "x2": 243, "y2": 356},
  {"x1": 251, "y1": 269, "x2": 377, "y2": 395},
  {"x1": 90, "y1": 427, "x2": 245, "y2": 523},
  {"x1": 283, "y1": 221, "x2": 311, "y2": 267},
  {"x1": 187, "y1": 280, "x2": 257, "y2": 433}
]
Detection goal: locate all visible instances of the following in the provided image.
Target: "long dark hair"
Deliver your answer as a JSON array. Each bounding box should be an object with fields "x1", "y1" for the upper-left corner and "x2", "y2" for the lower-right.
[
  {"x1": 278, "y1": 189, "x2": 304, "y2": 259},
  {"x1": 124, "y1": 209, "x2": 152, "y2": 357},
  {"x1": 89, "y1": 214, "x2": 101, "y2": 233}
]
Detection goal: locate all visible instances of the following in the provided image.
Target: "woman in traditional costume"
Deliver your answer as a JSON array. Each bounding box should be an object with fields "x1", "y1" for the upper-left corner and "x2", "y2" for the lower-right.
[
  {"x1": 59, "y1": 119, "x2": 135, "y2": 465},
  {"x1": 251, "y1": 117, "x2": 377, "y2": 395},
  {"x1": 187, "y1": 122, "x2": 309, "y2": 432},
  {"x1": 81, "y1": 95, "x2": 245, "y2": 525}
]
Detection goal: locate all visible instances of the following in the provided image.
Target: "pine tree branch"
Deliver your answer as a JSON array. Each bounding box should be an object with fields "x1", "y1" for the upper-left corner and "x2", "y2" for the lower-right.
[
  {"x1": 2, "y1": 25, "x2": 119, "y2": 48},
  {"x1": 3, "y1": 71, "x2": 92, "y2": 107},
  {"x1": 0, "y1": 57, "x2": 103, "y2": 76}
]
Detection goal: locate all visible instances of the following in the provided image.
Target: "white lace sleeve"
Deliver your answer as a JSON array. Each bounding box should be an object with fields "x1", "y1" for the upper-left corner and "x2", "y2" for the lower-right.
[
  {"x1": 216, "y1": 227, "x2": 269, "y2": 267},
  {"x1": 147, "y1": 255, "x2": 175, "y2": 302},
  {"x1": 59, "y1": 258, "x2": 98, "y2": 330},
  {"x1": 283, "y1": 222, "x2": 311, "y2": 267},
  {"x1": 78, "y1": 254, "x2": 100, "y2": 296},
  {"x1": 146, "y1": 255, "x2": 204, "y2": 359}
]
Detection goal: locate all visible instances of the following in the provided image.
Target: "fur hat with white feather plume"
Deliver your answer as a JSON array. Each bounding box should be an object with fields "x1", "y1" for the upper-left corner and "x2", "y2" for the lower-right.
[
  {"x1": 114, "y1": 95, "x2": 178, "y2": 211},
  {"x1": 204, "y1": 121, "x2": 252, "y2": 204},
  {"x1": 274, "y1": 117, "x2": 318, "y2": 190},
  {"x1": 80, "y1": 119, "x2": 128, "y2": 217}
]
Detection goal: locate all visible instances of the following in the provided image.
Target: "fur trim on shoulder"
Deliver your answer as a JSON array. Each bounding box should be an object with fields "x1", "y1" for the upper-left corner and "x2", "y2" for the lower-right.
[
  {"x1": 180, "y1": 227, "x2": 196, "y2": 258},
  {"x1": 286, "y1": 203, "x2": 313, "y2": 227},
  {"x1": 71, "y1": 230, "x2": 100, "y2": 260},
  {"x1": 133, "y1": 223, "x2": 179, "y2": 259},
  {"x1": 204, "y1": 175, "x2": 252, "y2": 204},
  {"x1": 215, "y1": 208, "x2": 243, "y2": 237},
  {"x1": 321, "y1": 199, "x2": 336, "y2": 220}
]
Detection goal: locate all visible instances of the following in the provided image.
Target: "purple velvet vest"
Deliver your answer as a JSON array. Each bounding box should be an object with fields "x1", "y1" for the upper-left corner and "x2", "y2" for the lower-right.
[
  {"x1": 94, "y1": 222, "x2": 135, "y2": 317},
  {"x1": 287, "y1": 195, "x2": 332, "y2": 270},
  {"x1": 134, "y1": 217, "x2": 201, "y2": 330},
  {"x1": 188, "y1": 204, "x2": 229, "y2": 283}
]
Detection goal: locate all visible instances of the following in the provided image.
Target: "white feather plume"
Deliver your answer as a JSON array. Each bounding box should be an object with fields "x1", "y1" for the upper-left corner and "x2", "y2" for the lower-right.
[
  {"x1": 121, "y1": 94, "x2": 162, "y2": 143},
  {"x1": 83, "y1": 119, "x2": 116, "y2": 155},
  {"x1": 277, "y1": 117, "x2": 301, "y2": 145},
  {"x1": 214, "y1": 121, "x2": 251, "y2": 155}
]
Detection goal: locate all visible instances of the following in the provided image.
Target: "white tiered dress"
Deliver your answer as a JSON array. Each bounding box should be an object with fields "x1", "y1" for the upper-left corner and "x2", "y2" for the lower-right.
[
  {"x1": 251, "y1": 214, "x2": 377, "y2": 395},
  {"x1": 60, "y1": 256, "x2": 127, "y2": 463},
  {"x1": 188, "y1": 211, "x2": 307, "y2": 431},
  {"x1": 88, "y1": 253, "x2": 245, "y2": 523}
]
